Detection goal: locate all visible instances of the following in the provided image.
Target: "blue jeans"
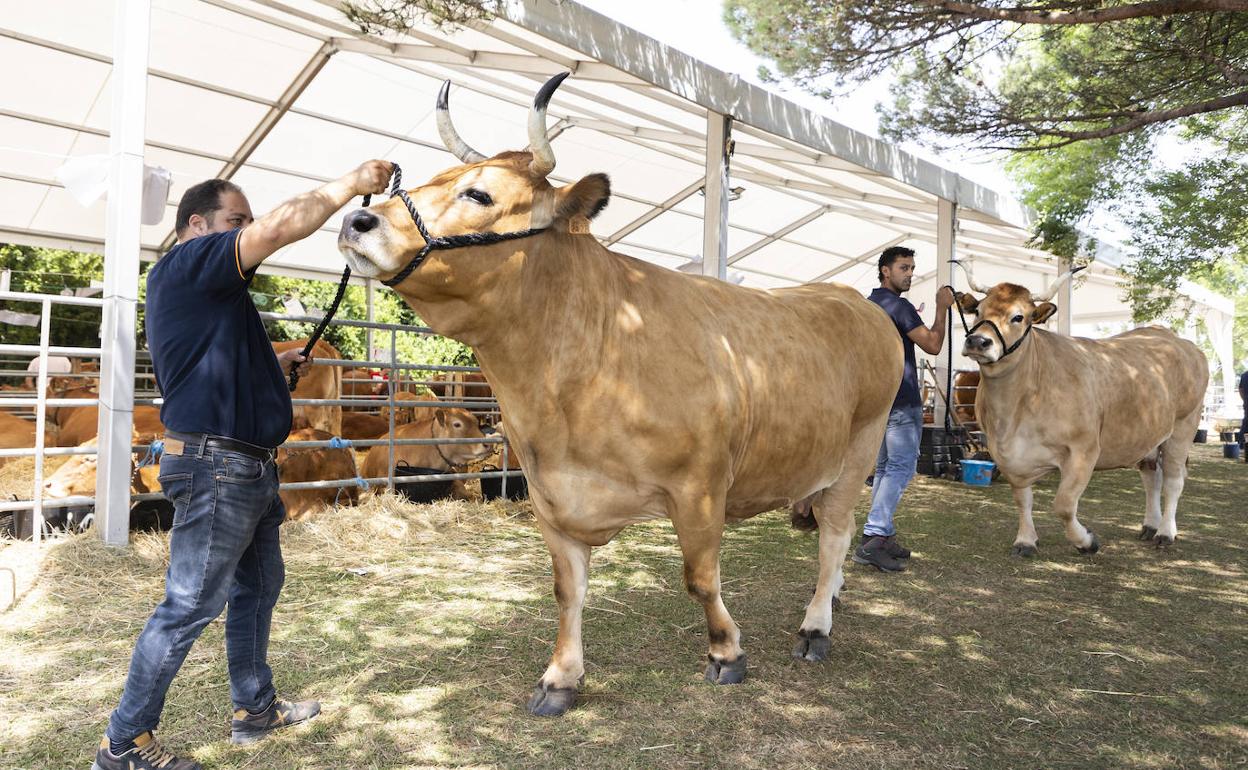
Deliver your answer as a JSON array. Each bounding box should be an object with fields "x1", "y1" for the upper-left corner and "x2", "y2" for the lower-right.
[
  {"x1": 107, "y1": 438, "x2": 286, "y2": 742},
  {"x1": 865, "y1": 404, "x2": 924, "y2": 538}
]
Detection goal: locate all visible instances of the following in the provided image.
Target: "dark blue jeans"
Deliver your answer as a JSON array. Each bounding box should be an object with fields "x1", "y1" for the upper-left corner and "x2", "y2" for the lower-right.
[{"x1": 107, "y1": 438, "x2": 286, "y2": 742}]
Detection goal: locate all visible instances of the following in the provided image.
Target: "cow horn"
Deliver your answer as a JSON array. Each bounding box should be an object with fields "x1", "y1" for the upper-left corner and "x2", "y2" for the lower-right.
[
  {"x1": 528, "y1": 72, "x2": 569, "y2": 177},
  {"x1": 949, "y1": 260, "x2": 991, "y2": 294},
  {"x1": 1031, "y1": 264, "x2": 1087, "y2": 303},
  {"x1": 436, "y1": 81, "x2": 486, "y2": 164}
]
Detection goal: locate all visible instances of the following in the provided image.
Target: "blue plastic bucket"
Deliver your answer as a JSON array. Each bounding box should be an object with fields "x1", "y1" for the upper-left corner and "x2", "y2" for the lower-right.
[
  {"x1": 961, "y1": 459, "x2": 994, "y2": 486},
  {"x1": 1224, "y1": 443, "x2": 1241, "y2": 460}
]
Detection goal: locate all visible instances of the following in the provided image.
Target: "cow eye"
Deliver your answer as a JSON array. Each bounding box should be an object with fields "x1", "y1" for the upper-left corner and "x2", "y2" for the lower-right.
[
  {"x1": 1011, "y1": 314, "x2": 1025, "y2": 323},
  {"x1": 460, "y1": 188, "x2": 493, "y2": 206},
  {"x1": 453, "y1": 421, "x2": 463, "y2": 429}
]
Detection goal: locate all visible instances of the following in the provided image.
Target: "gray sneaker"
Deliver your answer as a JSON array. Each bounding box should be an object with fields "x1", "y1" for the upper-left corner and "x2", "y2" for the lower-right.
[
  {"x1": 852, "y1": 536, "x2": 907, "y2": 572},
  {"x1": 91, "y1": 732, "x2": 201, "y2": 770},
  {"x1": 230, "y1": 697, "x2": 321, "y2": 745}
]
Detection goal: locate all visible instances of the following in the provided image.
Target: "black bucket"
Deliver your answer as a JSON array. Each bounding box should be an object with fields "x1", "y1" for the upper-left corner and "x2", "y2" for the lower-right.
[
  {"x1": 130, "y1": 500, "x2": 175, "y2": 531},
  {"x1": 392, "y1": 463, "x2": 455, "y2": 504},
  {"x1": 1194, "y1": 428, "x2": 1208, "y2": 444},
  {"x1": 480, "y1": 468, "x2": 528, "y2": 501}
]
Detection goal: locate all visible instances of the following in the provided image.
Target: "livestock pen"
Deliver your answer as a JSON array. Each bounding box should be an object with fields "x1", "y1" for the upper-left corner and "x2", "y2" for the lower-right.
[{"x1": 0, "y1": 288, "x2": 524, "y2": 543}]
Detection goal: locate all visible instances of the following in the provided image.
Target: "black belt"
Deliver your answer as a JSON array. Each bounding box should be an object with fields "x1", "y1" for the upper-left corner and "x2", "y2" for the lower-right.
[{"x1": 163, "y1": 432, "x2": 277, "y2": 463}]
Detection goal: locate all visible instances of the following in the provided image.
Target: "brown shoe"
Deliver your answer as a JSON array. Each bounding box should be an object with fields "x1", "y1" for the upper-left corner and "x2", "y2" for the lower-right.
[{"x1": 230, "y1": 697, "x2": 321, "y2": 745}]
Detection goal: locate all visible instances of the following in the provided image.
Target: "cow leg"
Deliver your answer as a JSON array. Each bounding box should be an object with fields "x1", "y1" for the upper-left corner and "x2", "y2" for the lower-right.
[
  {"x1": 1137, "y1": 453, "x2": 1162, "y2": 541},
  {"x1": 1010, "y1": 485, "x2": 1039, "y2": 557},
  {"x1": 1053, "y1": 460, "x2": 1099, "y2": 553},
  {"x1": 528, "y1": 516, "x2": 591, "y2": 717},
  {"x1": 669, "y1": 492, "x2": 743, "y2": 685},
  {"x1": 794, "y1": 422, "x2": 881, "y2": 662},
  {"x1": 1156, "y1": 419, "x2": 1197, "y2": 546}
]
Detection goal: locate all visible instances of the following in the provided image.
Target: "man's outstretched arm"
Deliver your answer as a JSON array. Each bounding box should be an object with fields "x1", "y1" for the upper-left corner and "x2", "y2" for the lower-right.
[{"x1": 238, "y1": 160, "x2": 392, "y2": 270}]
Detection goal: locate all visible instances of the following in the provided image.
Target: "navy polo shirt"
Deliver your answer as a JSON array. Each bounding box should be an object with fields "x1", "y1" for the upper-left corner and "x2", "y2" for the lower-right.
[
  {"x1": 869, "y1": 287, "x2": 924, "y2": 409},
  {"x1": 145, "y1": 229, "x2": 292, "y2": 447}
]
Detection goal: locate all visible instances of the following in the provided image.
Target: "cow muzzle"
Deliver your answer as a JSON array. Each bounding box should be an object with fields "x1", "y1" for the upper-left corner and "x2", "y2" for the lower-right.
[{"x1": 962, "y1": 333, "x2": 997, "y2": 362}]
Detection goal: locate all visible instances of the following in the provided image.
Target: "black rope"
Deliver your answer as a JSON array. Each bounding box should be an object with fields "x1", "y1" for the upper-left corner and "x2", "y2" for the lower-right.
[
  {"x1": 944, "y1": 290, "x2": 954, "y2": 432},
  {"x1": 288, "y1": 162, "x2": 549, "y2": 391},
  {"x1": 288, "y1": 264, "x2": 350, "y2": 392},
  {"x1": 950, "y1": 288, "x2": 1033, "y2": 363},
  {"x1": 380, "y1": 164, "x2": 547, "y2": 288}
]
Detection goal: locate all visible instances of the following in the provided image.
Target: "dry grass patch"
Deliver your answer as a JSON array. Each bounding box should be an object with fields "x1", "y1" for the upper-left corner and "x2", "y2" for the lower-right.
[{"x1": 1, "y1": 448, "x2": 1245, "y2": 769}]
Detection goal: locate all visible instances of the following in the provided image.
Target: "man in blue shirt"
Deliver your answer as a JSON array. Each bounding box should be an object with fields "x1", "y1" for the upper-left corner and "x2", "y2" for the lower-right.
[
  {"x1": 94, "y1": 161, "x2": 391, "y2": 770},
  {"x1": 855, "y1": 246, "x2": 954, "y2": 572},
  {"x1": 1239, "y1": 368, "x2": 1247, "y2": 447}
]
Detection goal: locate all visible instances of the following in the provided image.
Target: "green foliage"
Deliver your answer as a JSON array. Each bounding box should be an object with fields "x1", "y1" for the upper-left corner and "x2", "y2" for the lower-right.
[
  {"x1": 249, "y1": 273, "x2": 475, "y2": 370},
  {"x1": 0, "y1": 244, "x2": 104, "y2": 350},
  {"x1": 724, "y1": 1, "x2": 1248, "y2": 323},
  {"x1": 725, "y1": 2, "x2": 1248, "y2": 150},
  {"x1": 341, "y1": 0, "x2": 497, "y2": 34}
]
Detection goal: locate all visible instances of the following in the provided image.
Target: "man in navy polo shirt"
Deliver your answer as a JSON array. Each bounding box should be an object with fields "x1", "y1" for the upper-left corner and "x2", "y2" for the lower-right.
[
  {"x1": 1239, "y1": 367, "x2": 1247, "y2": 448},
  {"x1": 93, "y1": 161, "x2": 390, "y2": 770},
  {"x1": 855, "y1": 246, "x2": 954, "y2": 572}
]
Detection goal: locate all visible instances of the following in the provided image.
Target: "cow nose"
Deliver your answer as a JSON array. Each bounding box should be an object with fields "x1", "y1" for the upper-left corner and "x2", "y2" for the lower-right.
[
  {"x1": 348, "y1": 210, "x2": 379, "y2": 234},
  {"x1": 966, "y1": 334, "x2": 992, "y2": 351}
]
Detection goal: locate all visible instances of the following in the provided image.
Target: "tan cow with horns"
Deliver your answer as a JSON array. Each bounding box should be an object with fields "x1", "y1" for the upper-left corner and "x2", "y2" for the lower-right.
[
  {"x1": 336, "y1": 73, "x2": 903, "y2": 717},
  {"x1": 952, "y1": 260, "x2": 1208, "y2": 556}
]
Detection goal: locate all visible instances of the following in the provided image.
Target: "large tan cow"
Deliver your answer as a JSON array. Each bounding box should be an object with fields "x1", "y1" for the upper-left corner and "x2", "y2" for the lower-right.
[
  {"x1": 272, "y1": 338, "x2": 342, "y2": 436},
  {"x1": 277, "y1": 428, "x2": 360, "y2": 520},
  {"x1": 336, "y1": 74, "x2": 903, "y2": 716},
  {"x1": 954, "y1": 262, "x2": 1208, "y2": 554}
]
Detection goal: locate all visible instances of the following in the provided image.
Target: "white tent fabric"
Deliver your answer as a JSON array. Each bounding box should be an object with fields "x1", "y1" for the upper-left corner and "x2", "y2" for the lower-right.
[{"x1": 0, "y1": 0, "x2": 1233, "y2": 394}]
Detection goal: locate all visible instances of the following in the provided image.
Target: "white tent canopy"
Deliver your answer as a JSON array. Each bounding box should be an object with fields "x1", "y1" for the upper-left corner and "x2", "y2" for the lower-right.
[
  {"x1": 0, "y1": 0, "x2": 1237, "y2": 542},
  {"x1": 0, "y1": 1, "x2": 1127, "y2": 290}
]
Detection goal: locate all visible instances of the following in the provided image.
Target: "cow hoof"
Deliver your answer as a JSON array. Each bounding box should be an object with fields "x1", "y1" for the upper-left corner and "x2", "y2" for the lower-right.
[
  {"x1": 704, "y1": 654, "x2": 748, "y2": 685},
  {"x1": 1077, "y1": 533, "x2": 1100, "y2": 554},
  {"x1": 1153, "y1": 534, "x2": 1175, "y2": 548},
  {"x1": 1138, "y1": 526, "x2": 1158, "y2": 541},
  {"x1": 526, "y1": 684, "x2": 578, "y2": 717},
  {"x1": 1009, "y1": 544, "x2": 1038, "y2": 558},
  {"x1": 792, "y1": 629, "x2": 830, "y2": 662},
  {"x1": 831, "y1": 595, "x2": 843, "y2": 612}
]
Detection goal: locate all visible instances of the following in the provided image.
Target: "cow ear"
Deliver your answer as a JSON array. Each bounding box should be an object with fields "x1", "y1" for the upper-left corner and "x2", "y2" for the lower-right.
[
  {"x1": 554, "y1": 173, "x2": 611, "y2": 223},
  {"x1": 1032, "y1": 302, "x2": 1057, "y2": 324},
  {"x1": 957, "y1": 292, "x2": 980, "y2": 312},
  {"x1": 435, "y1": 408, "x2": 447, "y2": 427}
]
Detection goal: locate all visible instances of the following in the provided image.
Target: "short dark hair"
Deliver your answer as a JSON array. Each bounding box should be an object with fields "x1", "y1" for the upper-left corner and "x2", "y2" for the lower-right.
[
  {"x1": 878, "y1": 245, "x2": 916, "y2": 282},
  {"x1": 175, "y1": 179, "x2": 242, "y2": 237}
]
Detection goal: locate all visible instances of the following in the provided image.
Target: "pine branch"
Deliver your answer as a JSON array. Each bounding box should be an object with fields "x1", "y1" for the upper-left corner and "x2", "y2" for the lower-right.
[{"x1": 918, "y1": 1, "x2": 1248, "y2": 24}]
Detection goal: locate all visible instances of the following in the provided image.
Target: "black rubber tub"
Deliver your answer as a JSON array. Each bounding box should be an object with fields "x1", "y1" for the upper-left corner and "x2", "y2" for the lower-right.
[
  {"x1": 480, "y1": 467, "x2": 528, "y2": 501},
  {"x1": 393, "y1": 463, "x2": 455, "y2": 504}
]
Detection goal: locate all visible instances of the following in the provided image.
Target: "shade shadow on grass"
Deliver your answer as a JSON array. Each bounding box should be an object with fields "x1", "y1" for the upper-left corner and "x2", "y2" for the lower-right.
[{"x1": 1, "y1": 446, "x2": 1244, "y2": 769}]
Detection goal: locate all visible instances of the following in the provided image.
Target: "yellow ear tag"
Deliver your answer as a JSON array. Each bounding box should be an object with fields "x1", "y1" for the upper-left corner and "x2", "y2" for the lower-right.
[{"x1": 568, "y1": 215, "x2": 591, "y2": 235}]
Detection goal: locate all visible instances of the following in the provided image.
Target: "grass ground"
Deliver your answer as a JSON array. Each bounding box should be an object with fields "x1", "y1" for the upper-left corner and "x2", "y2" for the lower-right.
[{"x1": 1, "y1": 445, "x2": 1245, "y2": 770}]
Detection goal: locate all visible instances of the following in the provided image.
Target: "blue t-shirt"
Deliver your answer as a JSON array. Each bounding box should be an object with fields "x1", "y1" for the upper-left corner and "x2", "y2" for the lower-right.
[
  {"x1": 145, "y1": 229, "x2": 292, "y2": 447},
  {"x1": 868, "y1": 287, "x2": 924, "y2": 409}
]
